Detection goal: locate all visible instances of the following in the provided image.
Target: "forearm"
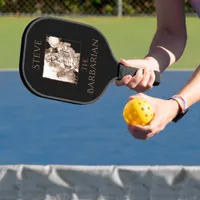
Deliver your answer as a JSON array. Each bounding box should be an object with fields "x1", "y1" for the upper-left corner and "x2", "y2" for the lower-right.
[
  {"x1": 145, "y1": 29, "x2": 187, "y2": 73},
  {"x1": 176, "y1": 65, "x2": 200, "y2": 107}
]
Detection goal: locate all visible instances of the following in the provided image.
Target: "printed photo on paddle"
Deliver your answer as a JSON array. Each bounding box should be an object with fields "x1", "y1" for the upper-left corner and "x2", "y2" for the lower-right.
[{"x1": 43, "y1": 36, "x2": 81, "y2": 84}]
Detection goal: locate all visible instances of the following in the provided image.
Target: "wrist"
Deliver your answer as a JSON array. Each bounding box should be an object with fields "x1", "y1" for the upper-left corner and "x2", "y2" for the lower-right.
[
  {"x1": 169, "y1": 95, "x2": 188, "y2": 111},
  {"x1": 144, "y1": 56, "x2": 160, "y2": 72},
  {"x1": 145, "y1": 46, "x2": 177, "y2": 72},
  {"x1": 168, "y1": 99, "x2": 181, "y2": 119},
  {"x1": 168, "y1": 95, "x2": 189, "y2": 122}
]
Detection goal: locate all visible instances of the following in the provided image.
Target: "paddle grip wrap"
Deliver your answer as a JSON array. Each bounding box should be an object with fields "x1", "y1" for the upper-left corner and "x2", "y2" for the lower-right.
[{"x1": 117, "y1": 63, "x2": 160, "y2": 86}]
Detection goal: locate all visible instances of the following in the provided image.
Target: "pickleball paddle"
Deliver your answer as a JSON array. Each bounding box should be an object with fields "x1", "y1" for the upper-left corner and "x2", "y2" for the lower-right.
[{"x1": 19, "y1": 17, "x2": 160, "y2": 105}]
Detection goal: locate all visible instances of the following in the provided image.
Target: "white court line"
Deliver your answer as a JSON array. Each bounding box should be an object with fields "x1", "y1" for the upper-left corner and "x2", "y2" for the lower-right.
[
  {"x1": 0, "y1": 68, "x2": 18, "y2": 71},
  {"x1": 166, "y1": 68, "x2": 194, "y2": 71}
]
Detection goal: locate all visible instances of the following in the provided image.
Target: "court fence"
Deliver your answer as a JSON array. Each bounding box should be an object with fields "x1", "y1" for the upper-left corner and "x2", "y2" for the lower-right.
[{"x1": 0, "y1": 0, "x2": 196, "y2": 16}]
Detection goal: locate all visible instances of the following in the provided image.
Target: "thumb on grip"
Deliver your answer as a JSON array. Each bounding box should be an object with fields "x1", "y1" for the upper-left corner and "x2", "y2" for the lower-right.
[{"x1": 117, "y1": 63, "x2": 161, "y2": 86}]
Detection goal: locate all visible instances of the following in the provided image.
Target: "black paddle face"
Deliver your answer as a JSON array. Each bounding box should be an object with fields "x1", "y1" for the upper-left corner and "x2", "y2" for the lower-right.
[{"x1": 20, "y1": 17, "x2": 118, "y2": 105}]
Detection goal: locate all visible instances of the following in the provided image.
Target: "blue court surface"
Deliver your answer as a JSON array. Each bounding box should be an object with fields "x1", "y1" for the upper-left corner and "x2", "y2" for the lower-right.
[{"x1": 0, "y1": 70, "x2": 199, "y2": 165}]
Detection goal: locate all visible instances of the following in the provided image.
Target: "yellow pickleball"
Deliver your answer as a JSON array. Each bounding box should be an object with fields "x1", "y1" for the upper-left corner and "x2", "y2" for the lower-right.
[{"x1": 123, "y1": 98, "x2": 155, "y2": 126}]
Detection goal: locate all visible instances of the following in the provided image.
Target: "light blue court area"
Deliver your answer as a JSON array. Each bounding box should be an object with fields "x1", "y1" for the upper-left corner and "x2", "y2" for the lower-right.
[{"x1": 0, "y1": 70, "x2": 199, "y2": 165}]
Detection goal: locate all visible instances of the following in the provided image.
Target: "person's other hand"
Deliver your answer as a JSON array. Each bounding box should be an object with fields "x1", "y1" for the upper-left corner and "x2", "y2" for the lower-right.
[
  {"x1": 116, "y1": 58, "x2": 160, "y2": 92},
  {"x1": 126, "y1": 93, "x2": 180, "y2": 140}
]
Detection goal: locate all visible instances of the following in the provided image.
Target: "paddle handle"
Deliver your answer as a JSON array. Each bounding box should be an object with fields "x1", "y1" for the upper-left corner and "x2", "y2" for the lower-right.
[{"x1": 117, "y1": 63, "x2": 160, "y2": 86}]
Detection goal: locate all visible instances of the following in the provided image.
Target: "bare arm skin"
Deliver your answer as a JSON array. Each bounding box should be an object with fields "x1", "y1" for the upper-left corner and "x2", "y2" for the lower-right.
[
  {"x1": 152, "y1": 0, "x2": 200, "y2": 107},
  {"x1": 128, "y1": 66, "x2": 200, "y2": 140},
  {"x1": 125, "y1": 0, "x2": 200, "y2": 139},
  {"x1": 177, "y1": 65, "x2": 200, "y2": 107},
  {"x1": 116, "y1": 0, "x2": 187, "y2": 91},
  {"x1": 145, "y1": 0, "x2": 187, "y2": 72}
]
